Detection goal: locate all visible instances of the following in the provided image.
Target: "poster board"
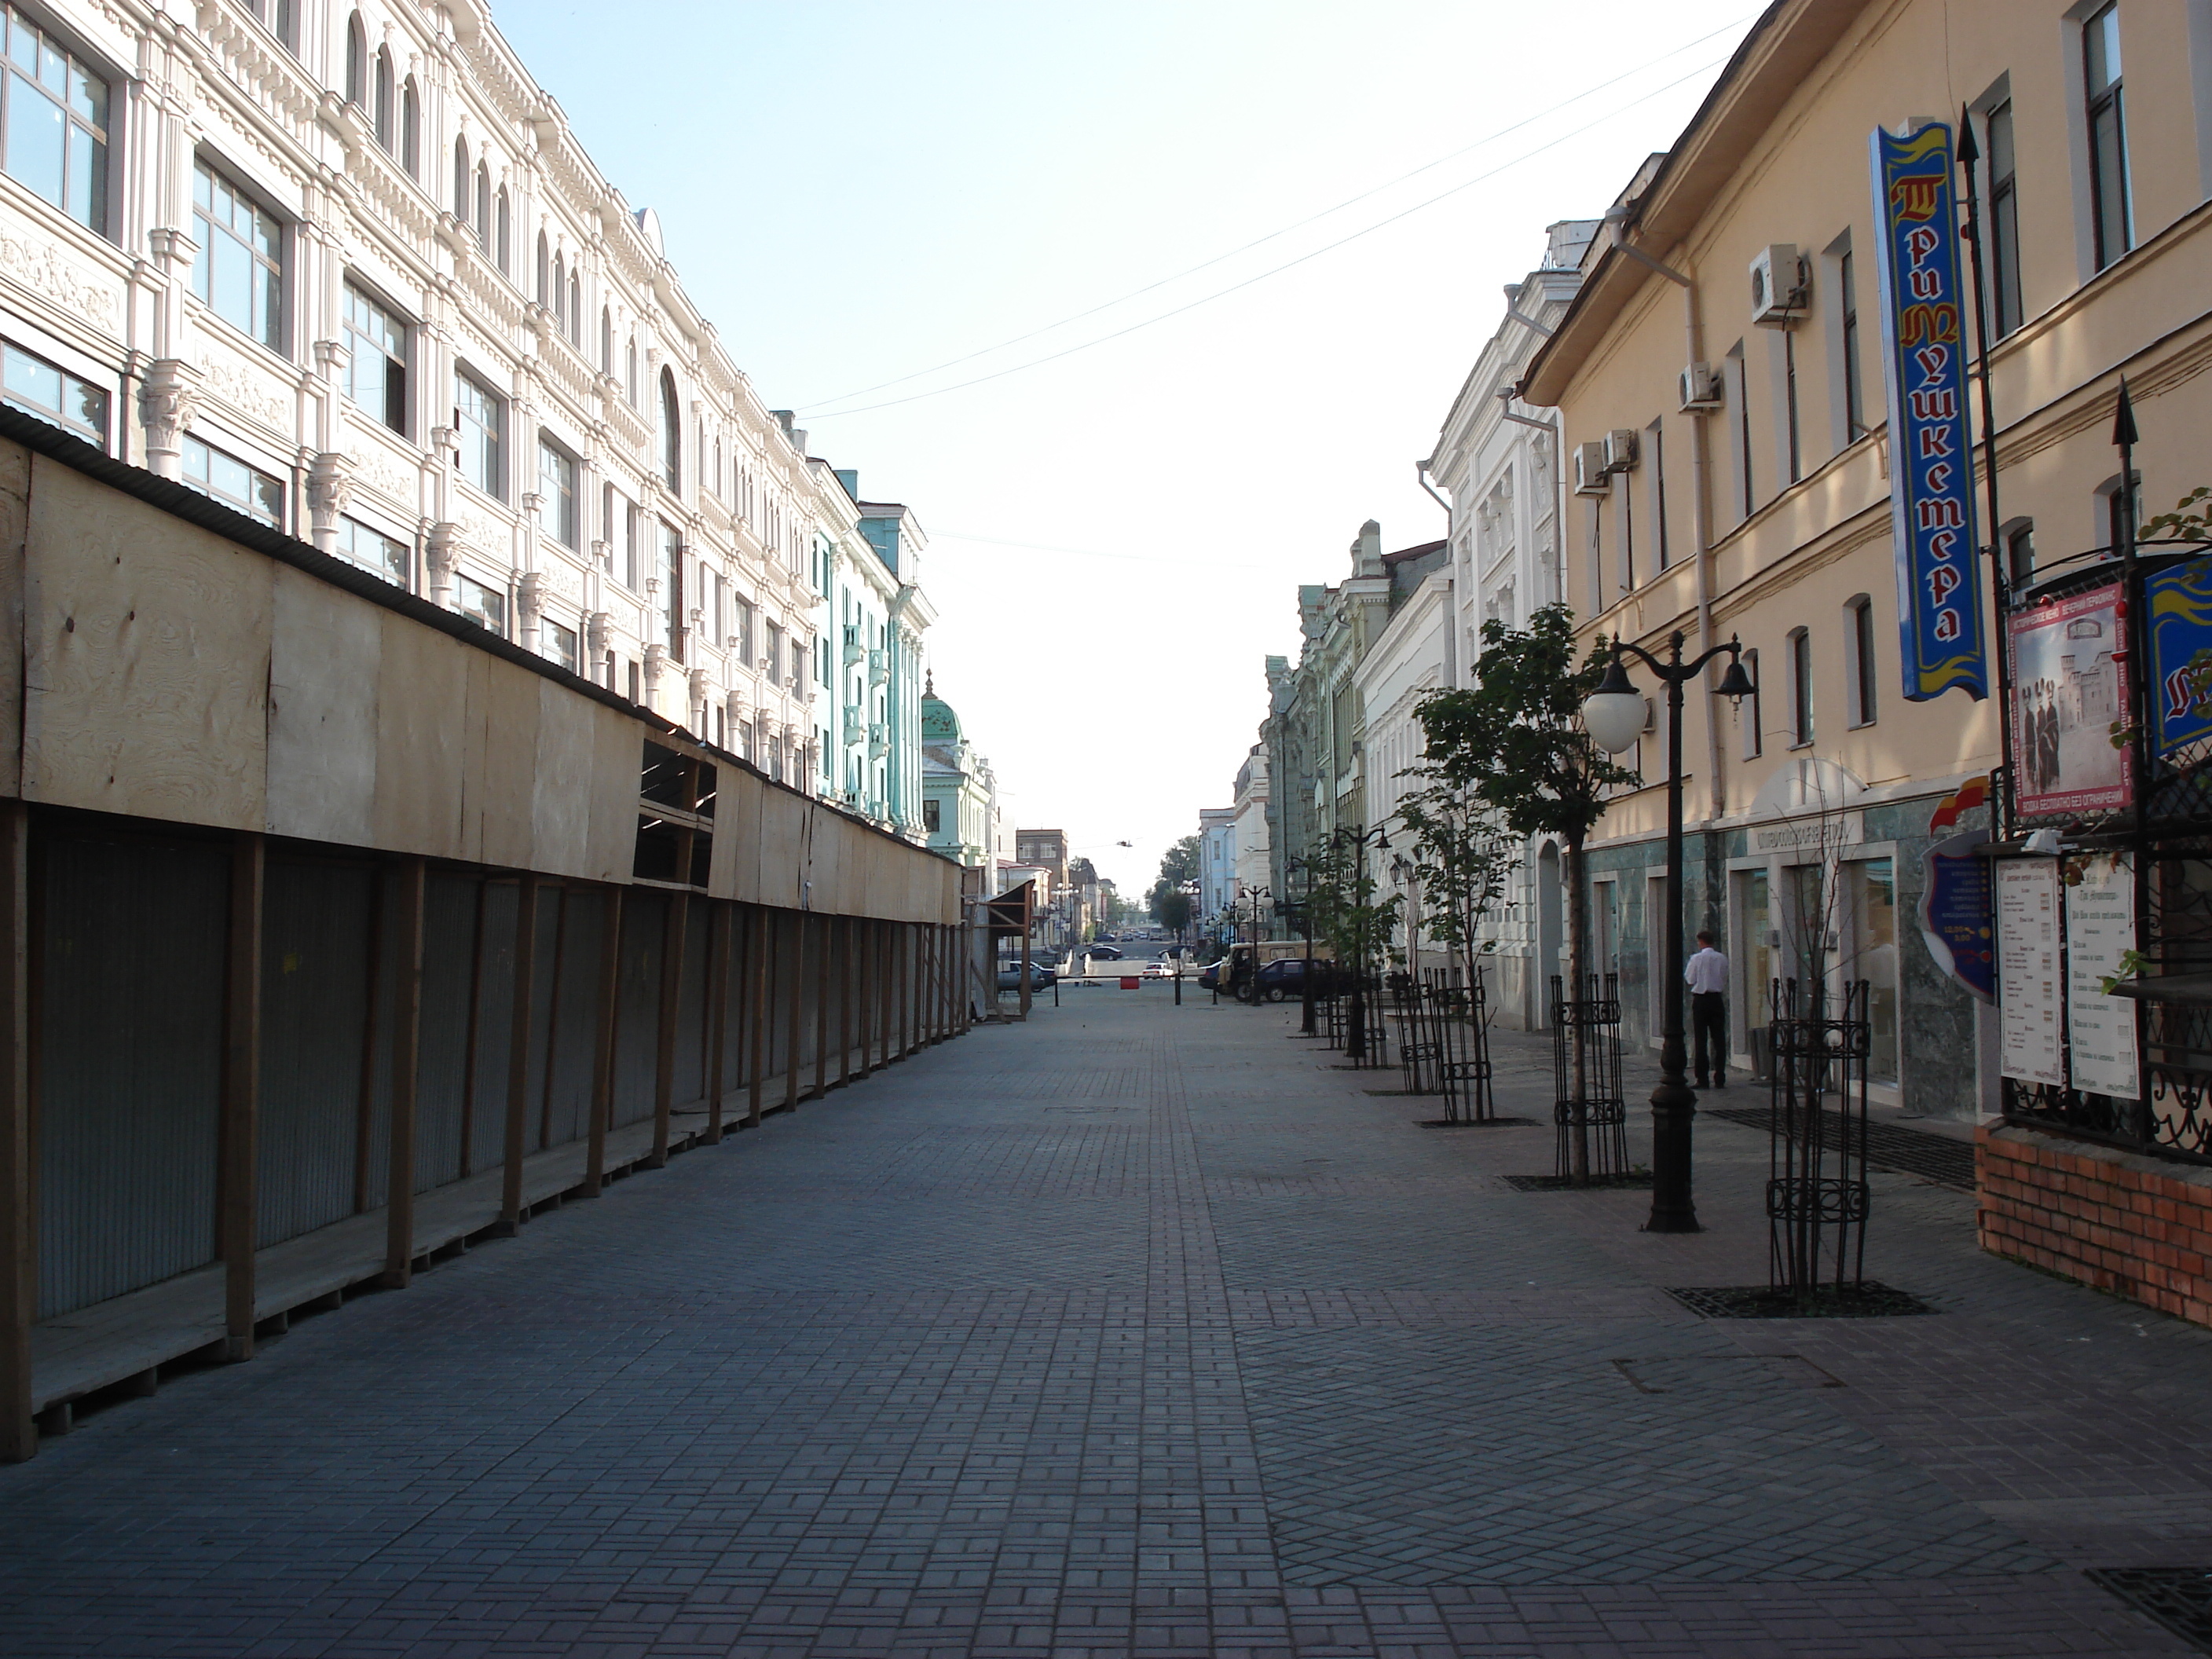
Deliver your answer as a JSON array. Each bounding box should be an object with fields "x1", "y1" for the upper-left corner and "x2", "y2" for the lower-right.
[
  {"x1": 1917, "y1": 830, "x2": 1994, "y2": 1002},
  {"x1": 2064, "y1": 855, "x2": 2141, "y2": 1100},
  {"x1": 2009, "y1": 584, "x2": 2130, "y2": 817},
  {"x1": 1997, "y1": 859, "x2": 2063, "y2": 1086}
]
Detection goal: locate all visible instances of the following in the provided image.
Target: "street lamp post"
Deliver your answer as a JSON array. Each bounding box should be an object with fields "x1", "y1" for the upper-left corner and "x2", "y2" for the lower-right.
[
  {"x1": 1331, "y1": 824, "x2": 1390, "y2": 1061},
  {"x1": 1286, "y1": 855, "x2": 1318, "y2": 1036},
  {"x1": 1580, "y1": 631, "x2": 1756, "y2": 1233}
]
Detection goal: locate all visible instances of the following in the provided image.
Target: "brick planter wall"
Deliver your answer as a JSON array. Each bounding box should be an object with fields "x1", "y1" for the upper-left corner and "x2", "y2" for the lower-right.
[{"x1": 1977, "y1": 1123, "x2": 2212, "y2": 1328}]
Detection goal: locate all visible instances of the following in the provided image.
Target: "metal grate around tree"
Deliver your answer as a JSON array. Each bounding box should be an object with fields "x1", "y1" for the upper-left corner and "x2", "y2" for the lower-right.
[
  {"x1": 1766, "y1": 977, "x2": 1874, "y2": 1307},
  {"x1": 1550, "y1": 972, "x2": 1625, "y2": 1180},
  {"x1": 1392, "y1": 965, "x2": 1497, "y2": 1123}
]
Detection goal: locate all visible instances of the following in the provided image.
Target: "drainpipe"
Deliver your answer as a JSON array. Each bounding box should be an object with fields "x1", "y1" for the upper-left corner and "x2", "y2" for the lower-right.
[
  {"x1": 1414, "y1": 460, "x2": 1452, "y2": 515},
  {"x1": 1603, "y1": 207, "x2": 1724, "y2": 822}
]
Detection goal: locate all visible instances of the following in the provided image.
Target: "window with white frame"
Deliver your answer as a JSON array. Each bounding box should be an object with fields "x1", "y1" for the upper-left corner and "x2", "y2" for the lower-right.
[
  {"x1": 1846, "y1": 595, "x2": 1877, "y2": 727},
  {"x1": 336, "y1": 515, "x2": 408, "y2": 585},
  {"x1": 657, "y1": 521, "x2": 685, "y2": 659},
  {"x1": 372, "y1": 47, "x2": 392, "y2": 150},
  {"x1": 453, "y1": 370, "x2": 503, "y2": 498},
  {"x1": 455, "y1": 573, "x2": 506, "y2": 635},
  {"x1": 2084, "y1": 3, "x2": 2132, "y2": 271},
  {"x1": 1985, "y1": 99, "x2": 2023, "y2": 335},
  {"x1": 660, "y1": 368, "x2": 681, "y2": 492},
  {"x1": 733, "y1": 595, "x2": 755, "y2": 665},
  {"x1": 537, "y1": 435, "x2": 577, "y2": 547},
  {"x1": 182, "y1": 433, "x2": 284, "y2": 527},
  {"x1": 342, "y1": 281, "x2": 407, "y2": 434},
  {"x1": 543, "y1": 616, "x2": 579, "y2": 673},
  {"x1": 343, "y1": 11, "x2": 364, "y2": 102},
  {"x1": 2, "y1": 340, "x2": 104, "y2": 448},
  {"x1": 246, "y1": 0, "x2": 296, "y2": 51},
  {"x1": 192, "y1": 160, "x2": 283, "y2": 351},
  {"x1": 401, "y1": 77, "x2": 419, "y2": 177},
  {"x1": 1788, "y1": 627, "x2": 1814, "y2": 747}
]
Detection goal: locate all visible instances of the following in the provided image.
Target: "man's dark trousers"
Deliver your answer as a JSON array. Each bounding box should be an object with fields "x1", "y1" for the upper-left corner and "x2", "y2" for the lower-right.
[{"x1": 1690, "y1": 991, "x2": 1727, "y2": 1087}]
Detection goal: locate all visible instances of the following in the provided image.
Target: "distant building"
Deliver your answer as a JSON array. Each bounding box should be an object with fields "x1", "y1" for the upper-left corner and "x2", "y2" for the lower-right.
[
  {"x1": 1232, "y1": 746, "x2": 1272, "y2": 903},
  {"x1": 823, "y1": 474, "x2": 936, "y2": 839},
  {"x1": 920, "y1": 677, "x2": 999, "y2": 870},
  {"x1": 1196, "y1": 808, "x2": 1238, "y2": 931}
]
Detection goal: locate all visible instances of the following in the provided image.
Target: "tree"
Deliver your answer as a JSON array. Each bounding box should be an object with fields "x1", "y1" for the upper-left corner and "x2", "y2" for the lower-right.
[
  {"x1": 1301, "y1": 837, "x2": 1402, "y2": 997},
  {"x1": 1152, "y1": 887, "x2": 1194, "y2": 934},
  {"x1": 1394, "y1": 775, "x2": 1518, "y2": 994},
  {"x1": 1415, "y1": 605, "x2": 1638, "y2": 1177},
  {"x1": 1156, "y1": 834, "x2": 1200, "y2": 888}
]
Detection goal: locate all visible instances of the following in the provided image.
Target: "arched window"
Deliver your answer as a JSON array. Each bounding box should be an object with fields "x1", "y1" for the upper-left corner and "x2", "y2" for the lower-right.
[
  {"x1": 599, "y1": 306, "x2": 612, "y2": 373},
  {"x1": 344, "y1": 11, "x2": 366, "y2": 104},
  {"x1": 660, "y1": 368, "x2": 681, "y2": 493},
  {"x1": 566, "y1": 273, "x2": 580, "y2": 344},
  {"x1": 535, "y1": 231, "x2": 549, "y2": 306},
  {"x1": 401, "y1": 78, "x2": 419, "y2": 177},
  {"x1": 551, "y1": 252, "x2": 565, "y2": 328},
  {"x1": 452, "y1": 137, "x2": 469, "y2": 221},
  {"x1": 474, "y1": 163, "x2": 489, "y2": 249},
  {"x1": 495, "y1": 188, "x2": 510, "y2": 273},
  {"x1": 372, "y1": 48, "x2": 393, "y2": 148},
  {"x1": 625, "y1": 338, "x2": 638, "y2": 406}
]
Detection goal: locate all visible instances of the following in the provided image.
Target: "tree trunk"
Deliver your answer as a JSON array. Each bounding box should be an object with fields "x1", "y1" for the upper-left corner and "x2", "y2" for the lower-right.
[{"x1": 1566, "y1": 830, "x2": 1591, "y2": 1184}]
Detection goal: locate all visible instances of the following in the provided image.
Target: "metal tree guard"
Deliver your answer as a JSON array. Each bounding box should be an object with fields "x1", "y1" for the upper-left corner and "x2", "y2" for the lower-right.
[
  {"x1": 1766, "y1": 977, "x2": 1873, "y2": 1305},
  {"x1": 1551, "y1": 972, "x2": 1627, "y2": 1177},
  {"x1": 1434, "y1": 965, "x2": 1496, "y2": 1123}
]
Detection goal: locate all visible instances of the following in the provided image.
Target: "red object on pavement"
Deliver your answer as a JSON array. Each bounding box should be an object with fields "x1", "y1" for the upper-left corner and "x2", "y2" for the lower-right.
[{"x1": 1119, "y1": 976, "x2": 1141, "y2": 990}]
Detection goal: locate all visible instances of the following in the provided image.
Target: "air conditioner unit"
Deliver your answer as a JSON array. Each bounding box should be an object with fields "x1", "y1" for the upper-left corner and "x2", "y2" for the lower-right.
[
  {"x1": 1679, "y1": 363, "x2": 1724, "y2": 412},
  {"x1": 1573, "y1": 441, "x2": 1611, "y2": 495},
  {"x1": 1604, "y1": 429, "x2": 1640, "y2": 474},
  {"x1": 1749, "y1": 244, "x2": 1807, "y2": 326}
]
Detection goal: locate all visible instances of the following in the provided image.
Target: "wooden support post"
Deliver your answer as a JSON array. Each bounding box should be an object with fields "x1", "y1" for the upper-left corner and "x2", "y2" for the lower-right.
[
  {"x1": 383, "y1": 857, "x2": 427, "y2": 1287},
  {"x1": 585, "y1": 888, "x2": 623, "y2": 1197},
  {"x1": 537, "y1": 886, "x2": 569, "y2": 1153},
  {"x1": 456, "y1": 879, "x2": 489, "y2": 1180},
  {"x1": 874, "y1": 921, "x2": 890, "y2": 1070},
  {"x1": 498, "y1": 876, "x2": 539, "y2": 1234},
  {"x1": 220, "y1": 833, "x2": 265, "y2": 1361},
  {"x1": 836, "y1": 916, "x2": 855, "y2": 1087},
  {"x1": 651, "y1": 892, "x2": 687, "y2": 1167},
  {"x1": 748, "y1": 906, "x2": 769, "y2": 1127},
  {"x1": 0, "y1": 802, "x2": 34, "y2": 1461},
  {"x1": 815, "y1": 914, "x2": 834, "y2": 1100},
  {"x1": 705, "y1": 902, "x2": 731, "y2": 1144},
  {"x1": 352, "y1": 865, "x2": 386, "y2": 1216},
  {"x1": 782, "y1": 910, "x2": 804, "y2": 1114},
  {"x1": 901, "y1": 922, "x2": 914, "y2": 1057}
]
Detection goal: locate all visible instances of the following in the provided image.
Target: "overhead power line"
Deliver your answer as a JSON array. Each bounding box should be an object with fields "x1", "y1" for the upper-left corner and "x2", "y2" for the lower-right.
[
  {"x1": 798, "y1": 15, "x2": 1752, "y2": 412},
  {"x1": 801, "y1": 50, "x2": 1736, "y2": 423}
]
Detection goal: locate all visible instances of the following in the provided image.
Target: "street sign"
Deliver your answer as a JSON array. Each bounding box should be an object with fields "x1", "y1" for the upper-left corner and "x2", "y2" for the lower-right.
[{"x1": 1870, "y1": 120, "x2": 1988, "y2": 703}]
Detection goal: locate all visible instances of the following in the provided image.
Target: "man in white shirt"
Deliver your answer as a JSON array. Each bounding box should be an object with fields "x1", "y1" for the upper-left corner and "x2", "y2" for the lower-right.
[{"x1": 1685, "y1": 930, "x2": 1729, "y2": 1090}]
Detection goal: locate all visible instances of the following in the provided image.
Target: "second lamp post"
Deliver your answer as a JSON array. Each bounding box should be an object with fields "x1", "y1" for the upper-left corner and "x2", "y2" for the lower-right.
[{"x1": 1580, "y1": 630, "x2": 1754, "y2": 1233}]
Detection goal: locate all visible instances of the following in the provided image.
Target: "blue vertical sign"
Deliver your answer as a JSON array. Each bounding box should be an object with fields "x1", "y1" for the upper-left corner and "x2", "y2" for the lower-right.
[{"x1": 1870, "y1": 123, "x2": 1988, "y2": 702}]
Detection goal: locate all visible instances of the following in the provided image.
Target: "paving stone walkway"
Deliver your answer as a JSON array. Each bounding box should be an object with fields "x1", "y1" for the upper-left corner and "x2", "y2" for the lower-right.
[{"x1": 2, "y1": 989, "x2": 2210, "y2": 1657}]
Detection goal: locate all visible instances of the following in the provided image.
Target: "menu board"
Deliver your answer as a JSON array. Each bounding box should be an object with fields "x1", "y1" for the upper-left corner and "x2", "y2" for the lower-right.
[
  {"x1": 2064, "y1": 855, "x2": 2140, "y2": 1100},
  {"x1": 1998, "y1": 860, "x2": 2063, "y2": 1086}
]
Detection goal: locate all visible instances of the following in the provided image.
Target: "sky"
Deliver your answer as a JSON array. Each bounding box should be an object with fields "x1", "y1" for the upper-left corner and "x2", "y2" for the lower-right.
[{"x1": 495, "y1": 0, "x2": 1759, "y2": 897}]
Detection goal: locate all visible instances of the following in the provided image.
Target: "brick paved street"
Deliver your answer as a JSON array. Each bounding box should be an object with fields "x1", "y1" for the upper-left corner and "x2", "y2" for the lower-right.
[{"x1": 2, "y1": 990, "x2": 2210, "y2": 1657}]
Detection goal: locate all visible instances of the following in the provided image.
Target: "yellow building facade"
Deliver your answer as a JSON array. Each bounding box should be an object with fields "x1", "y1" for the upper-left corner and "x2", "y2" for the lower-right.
[{"x1": 1522, "y1": 0, "x2": 2212, "y2": 1117}]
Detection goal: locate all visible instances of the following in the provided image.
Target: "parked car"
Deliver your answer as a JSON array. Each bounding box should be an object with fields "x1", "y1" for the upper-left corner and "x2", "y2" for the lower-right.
[
  {"x1": 1084, "y1": 944, "x2": 1125, "y2": 960},
  {"x1": 996, "y1": 961, "x2": 1058, "y2": 991},
  {"x1": 1196, "y1": 959, "x2": 1225, "y2": 991},
  {"x1": 1254, "y1": 956, "x2": 1331, "y2": 1002}
]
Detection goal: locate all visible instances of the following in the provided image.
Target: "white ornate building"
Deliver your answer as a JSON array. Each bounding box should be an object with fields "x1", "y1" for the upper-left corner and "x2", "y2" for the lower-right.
[
  {"x1": 1422, "y1": 218, "x2": 1598, "y2": 1024},
  {"x1": 0, "y1": 0, "x2": 922, "y2": 803}
]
